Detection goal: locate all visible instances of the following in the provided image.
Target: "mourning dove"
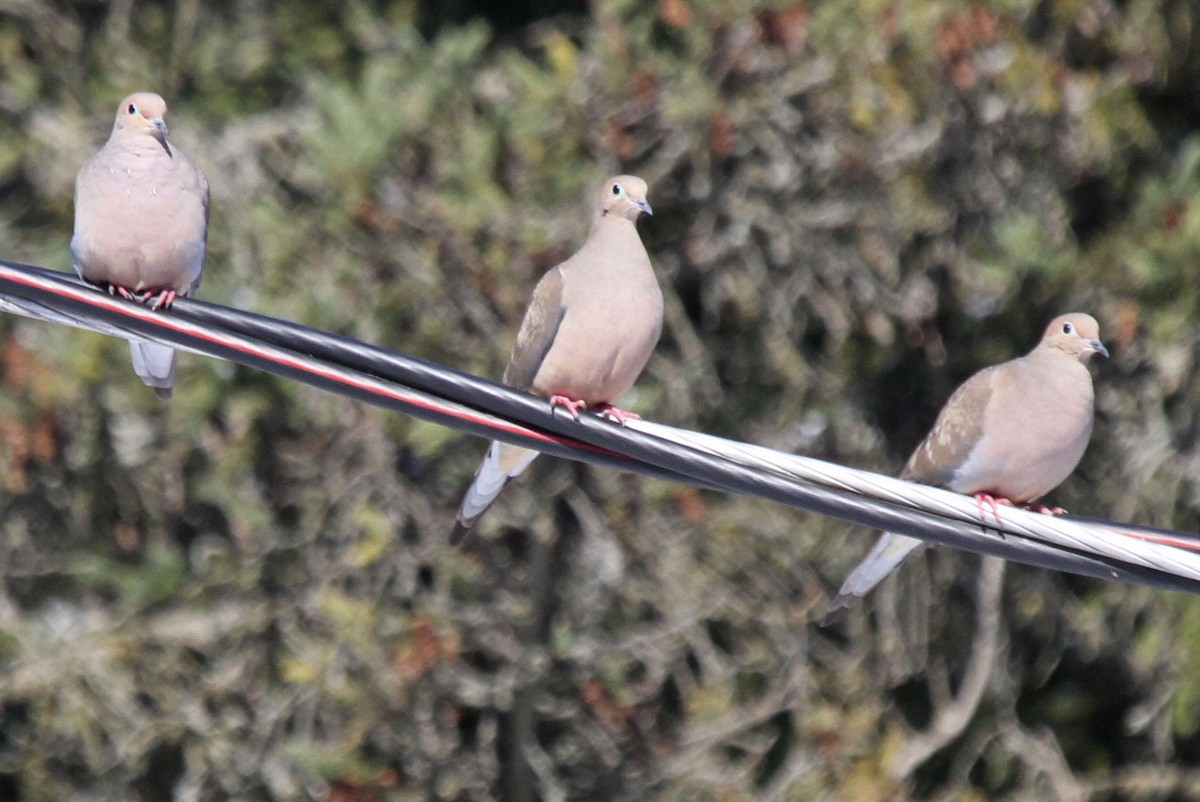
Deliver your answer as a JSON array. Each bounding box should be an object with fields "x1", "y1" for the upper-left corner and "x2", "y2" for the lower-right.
[
  {"x1": 71, "y1": 92, "x2": 210, "y2": 399},
  {"x1": 827, "y1": 313, "x2": 1108, "y2": 614},
  {"x1": 452, "y1": 175, "x2": 662, "y2": 544}
]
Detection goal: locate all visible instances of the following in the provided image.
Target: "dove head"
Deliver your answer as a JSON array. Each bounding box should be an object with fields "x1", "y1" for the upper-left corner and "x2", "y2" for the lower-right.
[
  {"x1": 599, "y1": 175, "x2": 652, "y2": 222},
  {"x1": 1040, "y1": 313, "x2": 1109, "y2": 363},
  {"x1": 113, "y1": 92, "x2": 170, "y2": 144}
]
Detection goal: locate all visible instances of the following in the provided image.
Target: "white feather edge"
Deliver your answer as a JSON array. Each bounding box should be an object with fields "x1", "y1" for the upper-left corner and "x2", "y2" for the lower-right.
[{"x1": 457, "y1": 441, "x2": 539, "y2": 522}]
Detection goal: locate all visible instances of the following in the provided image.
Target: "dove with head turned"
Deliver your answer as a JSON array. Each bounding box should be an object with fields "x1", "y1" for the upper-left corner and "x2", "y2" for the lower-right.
[
  {"x1": 452, "y1": 175, "x2": 663, "y2": 544},
  {"x1": 71, "y1": 91, "x2": 210, "y2": 399},
  {"x1": 827, "y1": 313, "x2": 1108, "y2": 615}
]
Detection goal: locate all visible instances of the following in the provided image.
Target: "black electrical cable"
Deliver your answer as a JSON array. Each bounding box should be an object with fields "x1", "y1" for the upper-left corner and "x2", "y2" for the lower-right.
[
  {"x1": 0, "y1": 262, "x2": 688, "y2": 481},
  {"x1": 2, "y1": 260, "x2": 1199, "y2": 594}
]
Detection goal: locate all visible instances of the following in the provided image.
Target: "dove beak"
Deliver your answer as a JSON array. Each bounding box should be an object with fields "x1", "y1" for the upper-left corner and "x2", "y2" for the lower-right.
[
  {"x1": 1088, "y1": 340, "x2": 1109, "y2": 358},
  {"x1": 150, "y1": 118, "x2": 169, "y2": 140},
  {"x1": 635, "y1": 198, "x2": 653, "y2": 216}
]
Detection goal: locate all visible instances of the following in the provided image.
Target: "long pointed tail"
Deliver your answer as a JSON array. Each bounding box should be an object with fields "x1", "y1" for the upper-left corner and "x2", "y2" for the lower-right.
[
  {"x1": 824, "y1": 533, "x2": 926, "y2": 620},
  {"x1": 451, "y1": 441, "x2": 540, "y2": 545},
  {"x1": 128, "y1": 340, "x2": 176, "y2": 400}
]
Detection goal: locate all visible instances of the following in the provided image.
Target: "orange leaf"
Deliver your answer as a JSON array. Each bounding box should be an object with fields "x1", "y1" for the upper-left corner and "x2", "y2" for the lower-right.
[{"x1": 658, "y1": 0, "x2": 693, "y2": 29}]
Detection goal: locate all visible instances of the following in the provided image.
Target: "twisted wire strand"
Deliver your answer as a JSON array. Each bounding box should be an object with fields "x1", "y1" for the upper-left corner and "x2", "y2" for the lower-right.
[
  {"x1": 627, "y1": 420, "x2": 1200, "y2": 583},
  {"x1": 1, "y1": 259, "x2": 1197, "y2": 594}
]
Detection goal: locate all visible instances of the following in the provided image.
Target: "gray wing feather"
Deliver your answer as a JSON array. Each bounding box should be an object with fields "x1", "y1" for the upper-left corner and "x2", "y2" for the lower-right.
[{"x1": 502, "y1": 266, "x2": 566, "y2": 391}]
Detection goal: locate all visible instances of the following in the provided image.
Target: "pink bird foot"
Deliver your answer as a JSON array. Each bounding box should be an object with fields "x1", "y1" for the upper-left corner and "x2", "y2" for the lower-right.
[
  {"x1": 108, "y1": 284, "x2": 137, "y2": 301},
  {"x1": 974, "y1": 492, "x2": 1014, "y2": 524},
  {"x1": 549, "y1": 395, "x2": 587, "y2": 420},
  {"x1": 148, "y1": 288, "x2": 178, "y2": 310},
  {"x1": 594, "y1": 403, "x2": 640, "y2": 426},
  {"x1": 1021, "y1": 502, "x2": 1067, "y2": 516}
]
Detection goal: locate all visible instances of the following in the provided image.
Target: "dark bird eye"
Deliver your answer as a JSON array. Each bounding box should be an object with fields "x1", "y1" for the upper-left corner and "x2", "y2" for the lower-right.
[
  {"x1": 1062, "y1": 322, "x2": 1074, "y2": 335},
  {"x1": 611, "y1": 183, "x2": 623, "y2": 196},
  {"x1": 127, "y1": 104, "x2": 137, "y2": 115}
]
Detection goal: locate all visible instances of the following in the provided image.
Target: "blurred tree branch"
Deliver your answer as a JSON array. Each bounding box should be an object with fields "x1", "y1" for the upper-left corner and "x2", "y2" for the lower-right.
[{"x1": 890, "y1": 555, "x2": 1004, "y2": 779}]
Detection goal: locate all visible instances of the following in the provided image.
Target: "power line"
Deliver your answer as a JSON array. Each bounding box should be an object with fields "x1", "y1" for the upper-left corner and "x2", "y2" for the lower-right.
[{"x1": 2, "y1": 259, "x2": 1198, "y2": 595}]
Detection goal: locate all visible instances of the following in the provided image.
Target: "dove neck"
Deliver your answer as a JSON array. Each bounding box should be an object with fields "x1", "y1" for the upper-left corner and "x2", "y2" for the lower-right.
[{"x1": 112, "y1": 131, "x2": 174, "y2": 159}]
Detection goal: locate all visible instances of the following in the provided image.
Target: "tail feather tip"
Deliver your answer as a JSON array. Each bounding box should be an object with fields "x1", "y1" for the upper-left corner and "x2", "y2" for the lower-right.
[{"x1": 449, "y1": 519, "x2": 474, "y2": 547}]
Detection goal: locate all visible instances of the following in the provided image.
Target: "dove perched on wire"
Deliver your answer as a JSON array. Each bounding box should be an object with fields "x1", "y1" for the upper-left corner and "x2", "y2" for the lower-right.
[
  {"x1": 827, "y1": 313, "x2": 1108, "y2": 615},
  {"x1": 71, "y1": 91, "x2": 210, "y2": 399},
  {"x1": 451, "y1": 175, "x2": 662, "y2": 544}
]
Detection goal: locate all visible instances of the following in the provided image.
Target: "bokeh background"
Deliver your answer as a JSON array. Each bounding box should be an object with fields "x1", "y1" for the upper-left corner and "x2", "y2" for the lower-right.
[{"x1": 1, "y1": 0, "x2": 1200, "y2": 799}]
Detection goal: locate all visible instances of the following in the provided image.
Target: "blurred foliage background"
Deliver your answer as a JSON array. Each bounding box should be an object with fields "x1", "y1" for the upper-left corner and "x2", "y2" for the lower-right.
[{"x1": 0, "y1": 0, "x2": 1199, "y2": 799}]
